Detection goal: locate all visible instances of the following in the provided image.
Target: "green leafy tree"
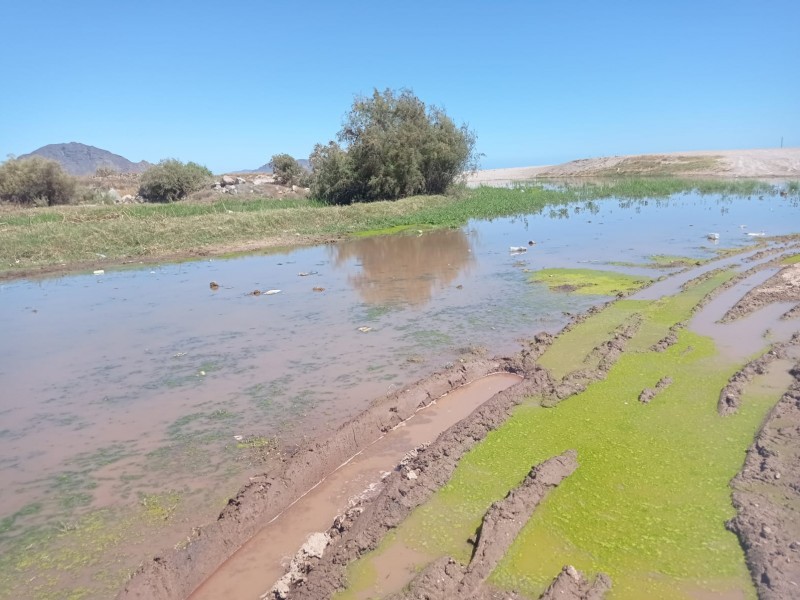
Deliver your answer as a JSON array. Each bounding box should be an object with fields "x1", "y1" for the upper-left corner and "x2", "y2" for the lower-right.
[
  {"x1": 311, "y1": 88, "x2": 478, "y2": 204},
  {"x1": 138, "y1": 159, "x2": 213, "y2": 202},
  {"x1": 0, "y1": 156, "x2": 76, "y2": 205},
  {"x1": 269, "y1": 153, "x2": 305, "y2": 185}
]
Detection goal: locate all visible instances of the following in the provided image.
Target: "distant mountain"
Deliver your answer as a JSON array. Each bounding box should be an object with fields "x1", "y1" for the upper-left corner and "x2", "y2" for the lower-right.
[
  {"x1": 18, "y1": 142, "x2": 152, "y2": 176},
  {"x1": 247, "y1": 158, "x2": 312, "y2": 173}
]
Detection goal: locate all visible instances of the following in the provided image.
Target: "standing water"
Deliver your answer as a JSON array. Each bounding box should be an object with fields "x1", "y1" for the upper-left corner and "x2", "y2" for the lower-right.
[{"x1": 0, "y1": 191, "x2": 798, "y2": 599}]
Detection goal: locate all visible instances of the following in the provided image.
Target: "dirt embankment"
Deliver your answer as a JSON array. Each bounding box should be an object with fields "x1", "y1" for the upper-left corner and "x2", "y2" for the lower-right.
[
  {"x1": 727, "y1": 365, "x2": 800, "y2": 599},
  {"x1": 466, "y1": 148, "x2": 800, "y2": 184}
]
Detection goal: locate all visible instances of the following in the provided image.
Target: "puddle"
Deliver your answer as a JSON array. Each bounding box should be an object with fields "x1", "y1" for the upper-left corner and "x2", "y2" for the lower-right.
[
  {"x1": 188, "y1": 373, "x2": 521, "y2": 600},
  {"x1": 689, "y1": 267, "x2": 800, "y2": 360},
  {"x1": 1, "y1": 191, "x2": 799, "y2": 598}
]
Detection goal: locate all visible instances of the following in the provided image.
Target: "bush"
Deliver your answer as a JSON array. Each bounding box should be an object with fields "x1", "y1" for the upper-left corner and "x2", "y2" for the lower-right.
[
  {"x1": 0, "y1": 156, "x2": 76, "y2": 205},
  {"x1": 138, "y1": 159, "x2": 213, "y2": 202},
  {"x1": 269, "y1": 153, "x2": 304, "y2": 186},
  {"x1": 310, "y1": 88, "x2": 478, "y2": 204}
]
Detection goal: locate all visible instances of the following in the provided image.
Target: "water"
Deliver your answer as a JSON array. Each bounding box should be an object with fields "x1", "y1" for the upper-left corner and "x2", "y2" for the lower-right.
[{"x1": 0, "y1": 191, "x2": 798, "y2": 599}]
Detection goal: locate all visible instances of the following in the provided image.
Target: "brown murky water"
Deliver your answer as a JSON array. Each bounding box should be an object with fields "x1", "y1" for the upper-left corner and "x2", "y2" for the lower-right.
[
  {"x1": 189, "y1": 373, "x2": 522, "y2": 600},
  {"x1": 1, "y1": 191, "x2": 799, "y2": 599}
]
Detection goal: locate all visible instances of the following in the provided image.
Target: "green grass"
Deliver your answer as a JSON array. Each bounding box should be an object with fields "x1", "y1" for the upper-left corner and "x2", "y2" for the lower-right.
[
  {"x1": 340, "y1": 269, "x2": 772, "y2": 599},
  {"x1": 0, "y1": 178, "x2": 788, "y2": 277},
  {"x1": 528, "y1": 268, "x2": 652, "y2": 295}
]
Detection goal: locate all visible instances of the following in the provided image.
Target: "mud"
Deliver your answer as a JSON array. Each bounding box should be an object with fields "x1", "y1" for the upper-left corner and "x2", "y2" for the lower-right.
[
  {"x1": 538, "y1": 566, "x2": 612, "y2": 600},
  {"x1": 116, "y1": 358, "x2": 506, "y2": 600},
  {"x1": 650, "y1": 322, "x2": 684, "y2": 352},
  {"x1": 277, "y1": 370, "x2": 557, "y2": 600},
  {"x1": 718, "y1": 335, "x2": 800, "y2": 416},
  {"x1": 726, "y1": 363, "x2": 800, "y2": 599},
  {"x1": 722, "y1": 263, "x2": 800, "y2": 323},
  {"x1": 456, "y1": 451, "x2": 579, "y2": 597},
  {"x1": 638, "y1": 376, "x2": 673, "y2": 404}
]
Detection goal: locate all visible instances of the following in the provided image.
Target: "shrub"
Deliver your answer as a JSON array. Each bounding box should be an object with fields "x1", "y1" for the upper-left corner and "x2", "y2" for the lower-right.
[
  {"x1": 95, "y1": 166, "x2": 117, "y2": 177},
  {"x1": 310, "y1": 88, "x2": 478, "y2": 204},
  {"x1": 138, "y1": 159, "x2": 213, "y2": 202},
  {"x1": 269, "y1": 153, "x2": 304, "y2": 186},
  {"x1": 0, "y1": 156, "x2": 77, "y2": 205}
]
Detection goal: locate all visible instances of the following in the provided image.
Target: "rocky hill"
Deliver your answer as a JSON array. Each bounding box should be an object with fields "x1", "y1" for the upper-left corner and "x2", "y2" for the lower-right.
[
  {"x1": 18, "y1": 142, "x2": 152, "y2": 176},
  {"x1": 249, "y1": 158, "x2": 311, "y2": 173}
]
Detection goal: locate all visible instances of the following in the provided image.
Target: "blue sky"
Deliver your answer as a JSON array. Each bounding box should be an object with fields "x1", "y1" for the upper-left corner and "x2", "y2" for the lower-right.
[{"x1": 1, "y1": 0, "x2": 798, "y2": 173}]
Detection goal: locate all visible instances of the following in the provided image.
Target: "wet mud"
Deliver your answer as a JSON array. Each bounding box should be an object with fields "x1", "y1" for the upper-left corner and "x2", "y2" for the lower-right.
[
  {"x1": 726, "y1": 362, "x2": 800, "y2": 599},
  {"x1": 116, "y1": 359, "x2": 519, "y2": 600},
  {"x1": 722, "y1": 263, "x2": 800, "y2": 323}
]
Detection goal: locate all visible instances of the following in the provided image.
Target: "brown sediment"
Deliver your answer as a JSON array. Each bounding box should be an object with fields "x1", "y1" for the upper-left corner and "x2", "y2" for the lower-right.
[
  {"x1": 280, "y1": 369, "x2": 558, "y2": 600},
  {"x1": 783, "y1": 303, "x2": 800, "y2": 321},
  {"x1": 650, "y1": 322, "x2": 685, "y2": 352},
  {"x1": 321, "y1": 452, "x2": 582, "y2": 600},
  {"x1": 538, "y1": 565, "x2": 612, "y2": 600},
  {"x1": 456, "y1": 451, "x2": 579, "y2": 598},
  {"x1": 116, "y1": 357, "x2": 510, "y2": 600},
  {"x1": 721, "y1": 263, "x2": 800, "y2": 323},
  {"x1": 726, "y1": 363, "x2": 800, "y2": 599},
  {"x1": 638, "y1": 376, "x2": 673, "y2": 404},
  {"x1": 717, "y1": 335, "x2": 800, "y2": 416},
  {"x1": 542, "y1": 313, "x2": 643, "y2": 405}
]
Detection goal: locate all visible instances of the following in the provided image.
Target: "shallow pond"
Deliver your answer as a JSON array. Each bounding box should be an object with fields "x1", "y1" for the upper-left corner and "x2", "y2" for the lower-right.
[{"x1": 0, "y1": 191, "x2": 798, "y2": 598}]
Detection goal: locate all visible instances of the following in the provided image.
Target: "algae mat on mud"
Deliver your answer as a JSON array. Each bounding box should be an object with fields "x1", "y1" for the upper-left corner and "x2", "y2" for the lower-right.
[{"x1": 340, "y1": 271, "x2": 781, "y2": 599}]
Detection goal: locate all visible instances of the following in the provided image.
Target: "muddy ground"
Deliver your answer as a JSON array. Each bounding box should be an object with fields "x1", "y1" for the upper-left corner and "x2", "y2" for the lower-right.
[{"x1": 117, "y1": 256, "x2": 800, "y2": 600}]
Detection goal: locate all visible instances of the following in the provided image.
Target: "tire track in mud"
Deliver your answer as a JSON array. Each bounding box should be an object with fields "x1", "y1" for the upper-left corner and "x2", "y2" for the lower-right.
[{"x1": 118, "y1": 244, "x2": 800, "y2": 600}]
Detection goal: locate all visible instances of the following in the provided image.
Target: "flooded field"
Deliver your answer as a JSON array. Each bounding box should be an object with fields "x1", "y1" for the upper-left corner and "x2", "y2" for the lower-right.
[{"x1": 1, "y1": 190, "x2": 799, "y2": 599}]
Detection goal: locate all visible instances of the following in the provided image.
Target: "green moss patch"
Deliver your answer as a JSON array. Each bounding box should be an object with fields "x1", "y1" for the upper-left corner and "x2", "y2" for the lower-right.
[
  {"x1": 529, "y1": 268, "x2": 651, "y2": 296},
  {"x1": 781, "y1": 253, "x2": 800, "y2": 265},
  {"x1": 341, "y1": 268, "x2": 775, "y2": 599}
]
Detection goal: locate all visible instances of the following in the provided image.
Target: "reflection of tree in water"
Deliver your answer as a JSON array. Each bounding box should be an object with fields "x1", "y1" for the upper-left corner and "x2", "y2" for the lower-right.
[{"x1": 330, "y1": 229, "x2": 475, "y2": 306}]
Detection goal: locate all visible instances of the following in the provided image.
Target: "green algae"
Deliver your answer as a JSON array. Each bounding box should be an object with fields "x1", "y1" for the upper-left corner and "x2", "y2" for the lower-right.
[
  {"x1": 529, "y1": 268, "x2": 652, "y2": 296},
  {"x1": 781, "y1": 253, "x2": 800, "y2": 265},
  {"x1": 340, "y1": 267, "x2": 779, "y2": 599}
]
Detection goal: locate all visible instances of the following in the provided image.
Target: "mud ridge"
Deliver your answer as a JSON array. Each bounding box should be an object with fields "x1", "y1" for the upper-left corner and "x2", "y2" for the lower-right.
[
  {"x1": 650, "y1": 322, "x2": 685, "y2": 352},
  {"x1": 542, "y1": 313, "x2": 643, "y2": 406},
  {"x1": 381, "y1": 451, "x2": 585, "y2": 600},
  {"x1": 722, "y1": 263, "x2": 800, "y2": 323},
  {"x1": 726, "y1": 363, "x2": 800, "y2": 599},
  {"x1": 280, "y1": 367, "x2": 558, "y2": 600},
  {"x1": 538, "y1": 565, "x2": 612, "y2": 600},
  {"x1": 718, "y1": 334, "x2": 800, "y2": 416},
  {"x1": 116, "y1": 357, "x2": 507, "y2": 600},
  {"x1": 639, "y1": 376, "x2": 673, "y2": 404},
  {"x1": 783, "y1": 303, "x2": 800, "y2": 321}
]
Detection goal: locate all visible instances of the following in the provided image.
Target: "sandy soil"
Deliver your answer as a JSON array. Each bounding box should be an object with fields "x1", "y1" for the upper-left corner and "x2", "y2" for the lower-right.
[{"x1": 466, "y1": 148, "x2": 800, "y2": 185}]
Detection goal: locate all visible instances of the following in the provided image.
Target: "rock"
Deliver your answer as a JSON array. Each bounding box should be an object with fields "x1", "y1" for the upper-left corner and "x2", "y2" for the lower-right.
[
  {"x1": 221, "y1": 175, "x2": 236, "y2": 186},
  {"x1": 291, "y1": 185, "x2": 299, "y2": 192},
  {"x1": 236, "y1": 177, "x2": 247, "y2": 185},
  {"x1": 223, "y1": 185, "x2": 238, "y2": 195},
  {"x1": 253, "y1": 176, "x2": 275, "y2": 185},
  {"x1": 406, "y1": 470, "x2": 418, "y2": 480},
  {"x1": 121, "y1": 194, "x2": 134, "y2": 203},
  {"x1": 106, "y1": 188, "x2": 121, "y2": 202}
]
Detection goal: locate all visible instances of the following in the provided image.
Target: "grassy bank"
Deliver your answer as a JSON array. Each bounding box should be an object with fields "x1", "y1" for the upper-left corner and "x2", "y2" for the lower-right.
[{"x1": 0, "y1": 178, "x2": 789, "y2": 279}]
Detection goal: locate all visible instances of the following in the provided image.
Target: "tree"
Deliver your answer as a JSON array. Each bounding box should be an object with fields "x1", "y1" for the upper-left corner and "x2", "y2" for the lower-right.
[
  {"x1": 0, "y1": 156, "x2": 76, "y2": 205},
  {"x1": 310, "y1": 88, "x2": 478, "y2": 204},
  {"x1": 269, "y1": 153, "x2": 305, "y2": 186},
  {"x1": 138, "y1": 159, "x2": 212, "y2": 202}
]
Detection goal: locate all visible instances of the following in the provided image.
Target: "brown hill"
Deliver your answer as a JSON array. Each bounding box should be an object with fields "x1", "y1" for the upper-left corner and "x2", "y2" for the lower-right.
[{"x1": 18, "y1": 142, "x2": 152, "y2": 176}]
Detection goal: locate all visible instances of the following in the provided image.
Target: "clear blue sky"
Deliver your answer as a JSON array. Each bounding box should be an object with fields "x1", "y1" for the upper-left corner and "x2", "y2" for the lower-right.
[{"x1": 1, "y1": 0, "x2": 798, "y2": 173}]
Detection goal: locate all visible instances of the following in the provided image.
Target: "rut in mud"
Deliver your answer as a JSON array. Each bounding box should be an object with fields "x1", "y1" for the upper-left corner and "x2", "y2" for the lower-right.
[{"x1": 270, "y1": 248, "x2": 800, "y2": 600}]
